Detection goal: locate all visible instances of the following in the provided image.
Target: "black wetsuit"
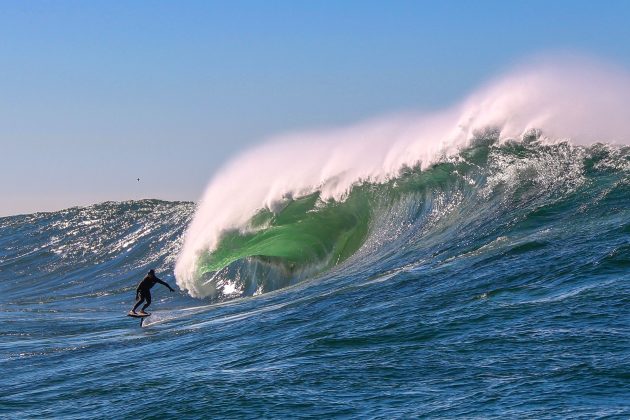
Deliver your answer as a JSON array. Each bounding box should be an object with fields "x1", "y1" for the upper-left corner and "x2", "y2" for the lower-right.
[{"x1": 132, "y1": 273, "x2": 173, "y2": 313}]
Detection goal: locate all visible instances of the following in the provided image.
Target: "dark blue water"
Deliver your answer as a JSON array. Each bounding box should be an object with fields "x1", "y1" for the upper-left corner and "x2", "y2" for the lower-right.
[{"x1": 1, "y1": 141, "x2": 629, "y2": 418}]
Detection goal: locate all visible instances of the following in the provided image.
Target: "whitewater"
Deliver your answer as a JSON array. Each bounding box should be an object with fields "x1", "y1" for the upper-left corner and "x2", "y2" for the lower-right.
[{"x1": 2, "y1": 59, "x2": 629, "y2": 417}]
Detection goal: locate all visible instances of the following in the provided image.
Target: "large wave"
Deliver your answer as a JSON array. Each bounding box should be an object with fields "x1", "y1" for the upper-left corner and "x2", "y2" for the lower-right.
[{"x1": 175, "y1": 57, "x2": 630, "y2": 298}]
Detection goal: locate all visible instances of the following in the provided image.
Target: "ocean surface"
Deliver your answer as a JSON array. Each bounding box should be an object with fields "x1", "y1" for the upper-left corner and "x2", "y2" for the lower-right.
[{"x1": 1, "y1": 137, "x2": 629, "y2": 418}]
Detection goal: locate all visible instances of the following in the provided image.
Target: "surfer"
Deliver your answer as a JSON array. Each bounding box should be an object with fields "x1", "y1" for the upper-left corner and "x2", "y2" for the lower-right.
[{"x1": 131, "y1": 269, "x2": 175, "y2": 315}]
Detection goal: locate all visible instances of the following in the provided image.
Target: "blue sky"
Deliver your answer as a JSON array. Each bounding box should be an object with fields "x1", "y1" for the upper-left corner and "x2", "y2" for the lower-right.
[{"x1": 2, "y1": 0, "x2": 630, "y2": 216}]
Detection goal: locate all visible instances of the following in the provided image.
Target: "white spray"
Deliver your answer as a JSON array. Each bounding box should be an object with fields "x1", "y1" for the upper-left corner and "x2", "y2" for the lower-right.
[{"x1": 176, "y1": 57, "x2": 630, "y2": 297}]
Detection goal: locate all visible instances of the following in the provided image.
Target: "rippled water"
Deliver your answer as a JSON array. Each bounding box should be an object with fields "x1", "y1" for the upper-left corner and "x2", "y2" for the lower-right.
[{"x1": 2, "y1": 141, "x2": 629, "y2": 418}]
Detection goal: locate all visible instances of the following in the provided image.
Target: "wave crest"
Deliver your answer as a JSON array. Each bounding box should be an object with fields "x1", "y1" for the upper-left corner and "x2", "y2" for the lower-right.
[{"x1": 175, "y1": 57, "x2": 630, "y2": 298}]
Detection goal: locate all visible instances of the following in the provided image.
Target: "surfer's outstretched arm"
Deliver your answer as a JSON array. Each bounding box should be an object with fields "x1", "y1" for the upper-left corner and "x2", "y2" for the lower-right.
[{"x1": 156, "y1": 278, "x2": 175, "y2": 292}]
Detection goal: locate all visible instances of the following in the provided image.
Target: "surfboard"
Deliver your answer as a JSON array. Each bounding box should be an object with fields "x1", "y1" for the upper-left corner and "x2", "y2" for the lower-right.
[{"x1": 127, "y1": 311, "x2": 151, "y2": 318}]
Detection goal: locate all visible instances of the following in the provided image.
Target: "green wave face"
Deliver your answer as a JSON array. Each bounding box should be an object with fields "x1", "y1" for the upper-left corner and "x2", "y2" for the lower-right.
[
  {"x1": 193, "y1": 132, "x2": 493, "y2": 292},
  {"x1": 196, "y1": 190, "x2": 372, "y2": 279},
  {"x1": 193, "y1": 128, "x2": 626, "y2": 300}
]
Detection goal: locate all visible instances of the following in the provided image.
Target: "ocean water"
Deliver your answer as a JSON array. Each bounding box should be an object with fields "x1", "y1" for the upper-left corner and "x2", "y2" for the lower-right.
[{"x1": 2, "y1": 136, "x2": 629, "y2": 418}]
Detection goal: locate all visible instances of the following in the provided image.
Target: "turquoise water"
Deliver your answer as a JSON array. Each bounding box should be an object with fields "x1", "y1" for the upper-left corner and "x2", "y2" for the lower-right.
[{"x1": 1, "y1": 139, "x2": 629, "y2": 417}]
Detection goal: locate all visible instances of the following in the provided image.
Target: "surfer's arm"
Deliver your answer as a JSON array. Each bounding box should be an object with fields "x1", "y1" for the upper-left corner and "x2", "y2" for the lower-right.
[{"x1": 156, "y1": 278, "x2": 175, "y2": 292}]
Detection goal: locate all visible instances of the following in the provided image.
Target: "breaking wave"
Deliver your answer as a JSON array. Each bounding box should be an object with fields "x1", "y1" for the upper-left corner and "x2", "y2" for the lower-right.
[{"x1": 175, "y1": 58, "x2": 630, "y2": 298}]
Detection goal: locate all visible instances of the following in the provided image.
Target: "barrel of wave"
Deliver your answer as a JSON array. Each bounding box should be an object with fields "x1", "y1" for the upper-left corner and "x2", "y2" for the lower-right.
[{"x1": 176, "y1": 191, "x2": 372, "y2": 298}]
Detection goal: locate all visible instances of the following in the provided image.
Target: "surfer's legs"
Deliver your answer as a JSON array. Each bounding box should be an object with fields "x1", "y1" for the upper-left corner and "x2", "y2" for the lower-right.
[
  {"x1": 141, "y1": 291, "x2": 152, "y2": 312},
  {"x1": 132, "y1": 296, "x2": 145, "y2": 313},
  {"x1": 133, "y1": 289, "x2": 150, "y2": 313}
]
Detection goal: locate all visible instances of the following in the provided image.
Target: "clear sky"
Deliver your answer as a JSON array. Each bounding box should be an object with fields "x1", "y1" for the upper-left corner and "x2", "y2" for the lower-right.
[{"x1": 2, "y1": 0, "x2": 630, "y2": 216}]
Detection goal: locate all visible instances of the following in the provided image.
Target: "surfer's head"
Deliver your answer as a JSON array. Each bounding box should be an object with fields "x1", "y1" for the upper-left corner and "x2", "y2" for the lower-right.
[{"x1": 148, "y1": 269, "x2": 155, "y2": 276}]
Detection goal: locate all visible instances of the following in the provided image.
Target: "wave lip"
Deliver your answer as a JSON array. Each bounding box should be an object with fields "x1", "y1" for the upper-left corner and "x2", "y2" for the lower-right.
[{"x1": 175, "y1": 57, "x2": 630, "y2": 298}]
